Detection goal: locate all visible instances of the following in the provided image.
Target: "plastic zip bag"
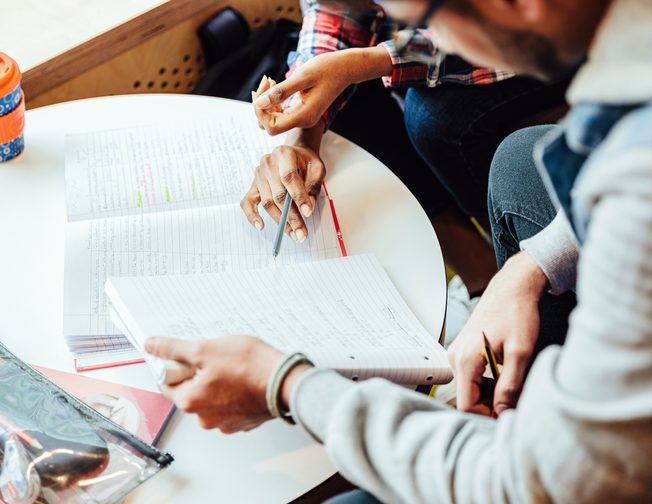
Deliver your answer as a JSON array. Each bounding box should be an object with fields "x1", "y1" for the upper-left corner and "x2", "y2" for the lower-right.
[{"x1": 0, "y1": 342, "x2": 173, "y2": 503}]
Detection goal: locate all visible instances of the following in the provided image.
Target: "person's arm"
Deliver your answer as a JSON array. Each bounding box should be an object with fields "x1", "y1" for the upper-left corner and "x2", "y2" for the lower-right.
[
  {"x1": 253, "y1": 47, "x2": 393, "y2": 136},
  {"x1": 446, "y1": 211, "x2": 579, "y2": 418},
  {"x1": 288, "y1": 144, "x2": 652, "y2": 503},
  {"x1": 146, "y1": 137, "x2": 652, "y2": 503},
  {"x1": 378, "y1": 29, "x2": 513, "y2": 89},
  {"x1": 255, "y1": 32, "x2": 513, "y2": 136},
  {"x1": 448, "y1": 251, "x2": 548, "y2": 416},
  {"x1": 286, "y1": 0, "x2": 384, "y2": 129}
]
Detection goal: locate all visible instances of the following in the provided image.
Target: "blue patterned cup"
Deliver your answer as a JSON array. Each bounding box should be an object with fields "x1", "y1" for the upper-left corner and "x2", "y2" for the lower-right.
[{"x1": 0, "y1": 52, "x2": 25, "y2": 162}]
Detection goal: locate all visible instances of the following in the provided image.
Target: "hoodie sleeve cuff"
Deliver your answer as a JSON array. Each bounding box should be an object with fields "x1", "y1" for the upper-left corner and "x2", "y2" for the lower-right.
[
  {"x1": 520, "y1": 211, "x2": 580, "y2": 295},
  {"x1": 289, "y1": 368, "x2": 355, "y2": 443}
]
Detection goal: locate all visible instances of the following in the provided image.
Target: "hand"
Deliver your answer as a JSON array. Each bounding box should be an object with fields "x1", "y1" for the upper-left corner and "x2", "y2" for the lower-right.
[
  {"x1": 251, "y1": 75, "x2": 284, "y2": 130},
  {"x1": 145, "y1": 335, "x2": 285, "y2": 433},
  {"x1": 240, "y1": 126, "x2": 326, "y2": 241},
  {"x1": 253, "y1": 46, "x2": 393, "y2": 135},
  {"x1": 447, "y1": 252, "x2": 549, "y2": 416}
]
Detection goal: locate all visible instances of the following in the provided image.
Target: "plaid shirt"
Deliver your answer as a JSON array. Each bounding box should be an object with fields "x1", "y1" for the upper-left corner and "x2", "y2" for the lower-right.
[{"x1": 286, "y1": 1, "x2": 513, "y2": 128}]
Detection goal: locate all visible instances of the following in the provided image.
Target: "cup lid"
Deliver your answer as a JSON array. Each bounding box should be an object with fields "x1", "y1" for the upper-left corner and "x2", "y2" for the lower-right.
[{"x1": 0, "y1": 52, "x2": 22, "y2": 97}]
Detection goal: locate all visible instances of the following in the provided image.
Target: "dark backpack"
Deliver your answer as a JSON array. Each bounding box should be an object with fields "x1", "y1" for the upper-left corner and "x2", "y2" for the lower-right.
[{"x1": 194, "y1": 8, "x2": 300, "y2": 102}]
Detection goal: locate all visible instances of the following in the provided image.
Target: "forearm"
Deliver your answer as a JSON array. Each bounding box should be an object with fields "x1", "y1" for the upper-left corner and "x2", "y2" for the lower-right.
[
  {"x1": 289, "y1": 369, "x2": 502, "y2": 503},
  {"x1": 288, "y1": 1, "x2": 384, "y2": 128},
  {"x1": 501, "y1": 251, "x2": 549, "y2": 299},
  {"x1": 347, "y1": 46, "x2": 394, "y2": 84},
  {"x1": 285, "y1": 169, "x2": 652, "y2": 504}
]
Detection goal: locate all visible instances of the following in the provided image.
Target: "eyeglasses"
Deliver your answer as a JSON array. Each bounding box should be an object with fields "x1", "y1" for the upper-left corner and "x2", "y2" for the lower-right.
[{"x1": 393, "y1": 0, "x2": 446, "y2": 56}]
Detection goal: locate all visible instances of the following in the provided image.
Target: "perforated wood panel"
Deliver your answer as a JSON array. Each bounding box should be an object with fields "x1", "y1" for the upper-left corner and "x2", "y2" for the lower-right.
[
  {"x1": 27, "y1": 0, "x2": 302, "y2": 109},
  {"x1": 133, "y1": 52, "x2": 205, "y2": 94}
]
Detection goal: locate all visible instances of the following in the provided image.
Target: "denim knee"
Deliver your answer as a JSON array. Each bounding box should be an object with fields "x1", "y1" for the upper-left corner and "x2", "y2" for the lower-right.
[
  {"x1": 324, "y1": 490, "x2": 382, "y2": 504},
  {"x1": 488, "y1": 125, "x2": 559, "y2": 264},
  {"x1": 488, "y1": 125, "x2": 558, "y2": 224},
  {"x1": 404, "y1": 87, "x2": 457, "y2": 155}
]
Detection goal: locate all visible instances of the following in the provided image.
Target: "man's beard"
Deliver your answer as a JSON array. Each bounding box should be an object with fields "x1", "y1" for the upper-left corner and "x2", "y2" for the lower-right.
[{"x1": 489, "y1": 27, "x2": 577, "y2": 82}]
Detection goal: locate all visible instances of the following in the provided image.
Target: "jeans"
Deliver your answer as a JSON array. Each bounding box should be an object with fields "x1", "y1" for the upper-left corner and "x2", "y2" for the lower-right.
[
  {"x1": 488, "y1": 125, "x2": 577, "y2": 352},
  {"x1": 324, "y1": 490, "x2": 382, "y2": 504},
  {"x1": 324, "y1": 126, "x2": 577, "y2": 504},
  {"x1": 330, "y1": 76, "x2": 569, "y2": 219}
]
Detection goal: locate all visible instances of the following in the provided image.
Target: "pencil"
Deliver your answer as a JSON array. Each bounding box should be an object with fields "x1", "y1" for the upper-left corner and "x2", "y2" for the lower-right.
[
  {"x1": 272, "y1": 192, "x2": 293, "y2": 257},
  {"x1": 0, "y1": 414, "x2": 43, "y2": 450},
  {"x1": 482, "y1": 332, "x2": 501, "y2": 381}
]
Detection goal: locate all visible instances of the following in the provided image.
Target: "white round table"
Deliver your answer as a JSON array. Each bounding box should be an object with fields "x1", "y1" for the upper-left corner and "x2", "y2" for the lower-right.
[{"x1": 0, "y1": 95, "x2": 446, "y2": 503}]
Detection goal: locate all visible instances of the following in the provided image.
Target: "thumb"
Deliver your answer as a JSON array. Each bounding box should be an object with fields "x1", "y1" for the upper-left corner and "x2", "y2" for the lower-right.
[
  {"x1": 253, "y1": 72, "x2": 313, "y2": 109},
  {"x1": 493, "y1": 349, "x2": 530, "y2": 415},
  {"x1": 145, "y1": 336, "x2": 199, "y2": 366}
]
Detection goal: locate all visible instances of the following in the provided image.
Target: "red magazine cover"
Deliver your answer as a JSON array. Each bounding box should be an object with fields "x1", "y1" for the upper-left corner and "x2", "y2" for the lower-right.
[{"x1": 33, "y1": 366, "x2": 174, "y2": 445}]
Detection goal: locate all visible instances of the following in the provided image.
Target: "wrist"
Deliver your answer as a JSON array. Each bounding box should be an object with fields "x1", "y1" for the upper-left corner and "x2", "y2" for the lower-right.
[
  {"x1": 286, "y1": 122, "x2": 324, "y2": 152},
  {"x1": 349, "y1": 46, "x2": 394, "y2": 84},
  {"x1": 506, "y1": 252, "x2": 549, "y2": 298},
  {"x1": 280, "y1": 363, "x2": 312, "y2": 413},
  {"x1": 265, "y1": 352, "x2": 313, "y2": 424}
]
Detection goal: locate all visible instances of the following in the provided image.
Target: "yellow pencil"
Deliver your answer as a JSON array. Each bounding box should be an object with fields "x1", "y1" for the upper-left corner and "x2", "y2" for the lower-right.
[{"x1": 482, "y1": 332, "x2": 500, "y2": 381}]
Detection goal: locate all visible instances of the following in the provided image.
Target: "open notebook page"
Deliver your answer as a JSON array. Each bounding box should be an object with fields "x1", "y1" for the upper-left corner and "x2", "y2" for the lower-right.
[
  {"x1": 65, "y1": 113, "x2": 282, "y2": 221},
  {"x1": 64, "y1": 196, "x2": 342, "y2": 339},
  {"x1": 106, "y1": 254, "x2": 452, "y2": 385}
]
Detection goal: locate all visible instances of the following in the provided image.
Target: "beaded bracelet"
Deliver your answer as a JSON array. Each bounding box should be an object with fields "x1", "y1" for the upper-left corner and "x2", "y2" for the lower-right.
[{"x1": 266, "y1": 353, "x2": 313, "y2": 425}]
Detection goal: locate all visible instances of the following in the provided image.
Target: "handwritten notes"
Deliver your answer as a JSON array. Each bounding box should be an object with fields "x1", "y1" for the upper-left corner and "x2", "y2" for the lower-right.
[
  {"x1": 106, "y1": 255, "x2": 452, "y2": 385},
  {"x1": 63, "y1": 116, "x2": 341, "y2": 343}
]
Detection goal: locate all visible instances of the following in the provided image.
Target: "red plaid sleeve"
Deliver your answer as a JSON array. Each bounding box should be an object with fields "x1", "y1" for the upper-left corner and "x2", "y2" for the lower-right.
[
  {"x1": 285, "y1": 1, "x2": 384, "y2": 129},
  {"x1": 379, "y1": 29, "x2": 513, "y2": 88},
  {"x1": 285, "y1": 3, "x2": 513, "y2": 129}
]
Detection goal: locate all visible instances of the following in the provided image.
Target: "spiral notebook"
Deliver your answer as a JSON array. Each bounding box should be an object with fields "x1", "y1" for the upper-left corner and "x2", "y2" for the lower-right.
[{"x1": 106, "y1": 254, "x2": 453, "y2": 385}]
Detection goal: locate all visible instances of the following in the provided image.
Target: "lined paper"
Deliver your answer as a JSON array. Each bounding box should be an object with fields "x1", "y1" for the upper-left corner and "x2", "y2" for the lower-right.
[
  {"x1": 106, "y1": 255, "x2": 452, "y2": 385},
  {"x1": 63, "y1": 117, "x2": 342, "y2": 349},
  {"x1": 65, "y1": 116, "x2": 282, "y2": 221},
  {"x1": 64, "y1": 199, "x2": 341, "y2": 338}
]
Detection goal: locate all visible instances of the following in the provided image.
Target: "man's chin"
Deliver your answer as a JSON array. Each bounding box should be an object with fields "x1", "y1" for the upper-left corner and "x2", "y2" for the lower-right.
[
  {"x1": 504, "y1": 55, "x2": 578, "y2": 83},
  {"x1": 530, "y1": 60, "x2": 579, "y2": 84}
]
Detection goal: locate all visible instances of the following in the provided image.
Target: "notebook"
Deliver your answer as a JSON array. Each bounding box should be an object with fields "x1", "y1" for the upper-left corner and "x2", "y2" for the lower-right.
[
  {"x1": 63, "y1": 113, "x2": 345, "y2": 370},
  {"x1": 105, "y1": 254, "x2": 453, "y2": 385}
]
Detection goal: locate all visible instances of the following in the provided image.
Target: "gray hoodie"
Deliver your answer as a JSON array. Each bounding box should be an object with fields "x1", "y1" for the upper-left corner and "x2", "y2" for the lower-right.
[{"x1": 289, "y1": 1, "x2": 652, "y2": 502}]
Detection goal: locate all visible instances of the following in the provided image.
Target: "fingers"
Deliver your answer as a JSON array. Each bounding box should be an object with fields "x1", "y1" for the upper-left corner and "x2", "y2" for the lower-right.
[
  {"x1": 454, "y1": 354, "x2": 494, "y2": 416},
  {"x1": 304, "y1": 156, "x2": 326, "y2": 201},
  {"x1": 493, "y1": 345, "x2": 531, "y2": 415},
  {"x1": 259, "y1": 108, "x2": 321, "y2": 136},
  {"x1": 240, "y1": 183, "x2": 264, "y2": 231},
  {"x1": 256, "y1": 168, "x2": 282, "y2": 223},
  {"x1": 266, "y1": 163, "x2": 306, "y2": 241},
  {"x1": 252, "y1": 73, "x2": 322, "y2": 135},
  {"x1": 255, "y1": 167, "x2": 293, "y2": 238},
  {"x1": 255, "y1": 75, "x2": 268, "y2": 95},
  {"x1": 159, "y1": 378, "x2": 196, "y2": 407},
  {"x1": 258, "y1": 151, "x2": 307, "y2": 241},
  {"x1": 276, "y1": 146, "x2": 313, "y2": 218},
  {"x1": 253, "y1": 71, "x2": 313, "y2": 110},
  {"x1": 145, "y1": 337, "x2": 201, "y2": 366},
  {"x1": 253, "y1": 77, "x2": 283, "y2": 129},
  {"x1": 449, "y1": 336, "x2": 494, "y2": 416}
]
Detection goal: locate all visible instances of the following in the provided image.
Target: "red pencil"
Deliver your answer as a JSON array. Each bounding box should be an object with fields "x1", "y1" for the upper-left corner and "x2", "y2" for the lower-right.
[{"x1": 0, "y1": 414, "x2": 44, "y2": 450}]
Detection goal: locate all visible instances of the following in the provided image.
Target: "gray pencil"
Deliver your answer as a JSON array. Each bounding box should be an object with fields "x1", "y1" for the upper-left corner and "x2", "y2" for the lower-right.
[{"x1": 272, "y1": 192, "x2": 293, "y2": 257}]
